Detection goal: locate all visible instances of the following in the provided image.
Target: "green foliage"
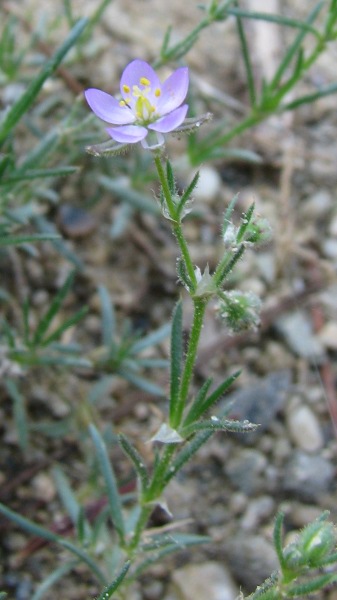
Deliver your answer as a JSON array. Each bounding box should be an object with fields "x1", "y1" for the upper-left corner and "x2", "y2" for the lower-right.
[{"x1": 247, "y1": 512, "x2": 337, "y2": 599}]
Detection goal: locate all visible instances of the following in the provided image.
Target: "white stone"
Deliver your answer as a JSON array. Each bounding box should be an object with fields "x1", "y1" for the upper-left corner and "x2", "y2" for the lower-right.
[
  {"x1": 287, "y1": 403, "x2": 324, "y2": 453},
  {"x1": 169, "y1": 562, "x2": 239, "y2": 600}
]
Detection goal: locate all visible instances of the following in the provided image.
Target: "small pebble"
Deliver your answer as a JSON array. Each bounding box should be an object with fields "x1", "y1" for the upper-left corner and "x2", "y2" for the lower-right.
[
  {"x1": 275, "y1": 311, "x2": 325, "y2": 362},
  {"x1": 225, "y1": 449, "x2": 267, "y2": 495},
  {"x1": 58, "y1": 204, "x2": 97, "y2": 238},
  {"x1": 241, "y1": 495, "x2": 275, "y2": 531},
  {"x1": 286, "y1": 400, "x2": 324, "y2": 452},
  {"x1": 283, "y1": 451, "x2": 334, "y2": 501},
  {"x1": 31, "y1": 473, "x2": 56, "y2": 502},
  {"x1": 170, "y1": 562, "x2": 239, "y2": 600}
]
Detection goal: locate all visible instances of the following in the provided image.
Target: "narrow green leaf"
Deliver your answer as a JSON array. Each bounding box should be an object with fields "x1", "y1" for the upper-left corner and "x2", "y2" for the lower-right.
[
  {"x1": 270, "y1": 2, "x2": 323, "y2": 90},
  {"x1": 197, "y1": 370, "x2": 241, "y2": 417},
  {"x1": 142, "y1": 532, "x2": 210, "y2": 552},
  {"x1": 89, "y1": 424, "x2": 125, "y2": 541},
  {"x1": 133, "y1": 534, "x2": 209, "y2": 579},
  {"x1": 214, "y1": 244, "x2": 245, "y2": 286},
  {"x1": 130, "y1": 322, "x2": 171, "y2": 354},
  {"x1": 32, "y1": 214, "x2": 84, "y2": 269},
  {"x1": 41, "y1": 306, "x2": 88, "y2": 346},
  {"x1": 98, "y1": 175, "x2": 159, "y2": 215},
  {"x1": 0, "y1": 167, "x2": 78, "y2": 186},
  {"x1": 227, "y1": 7, "x2": 320, "y2": 36},
  {"x1": 287, "y1": 573, "x2": 337, "y2": 597},
  {"x1": 236, "y1": 203, "x2": 255, "y2": 243},
  {"x1": 222, "y1": 193, "x2": 240, "y2": 238},
  {"x1": 22, "y1": 298, "x2": 31, "y2": 346},
  {"x1": 5, "y1": 379, "x2": 28, "y2": 451},
  {"x1": 0, "y1": 233, "x2": 60, "y2": 247},
  {"x1": 164, "y1": 431, "x2": 212, "y2": 485},
  {"x1": 182, "y1": 378, "x2": 213, "y2": 428},
  {"x1": 176, "y1": 257, "x2": 193, "y2": 292},
  {"x1": 166, "y1": 160, "x2": 176, "y2": 195},
  {"x1": 32, "y1": 562, "x2": 78, "y2": 600},
  {"x1": 177, "y1": 171, "x2": 200, "y2": 219},
  {"x1": 33, "y1": 271, "x2": 76, "y2": 346},
  {"x1": 0, "y1": 18, "x2": 88, "y2": 144},
  {"x1": 119, "y1": 369, "x2": 165, "y2": 397},
  {"x1": 281, "y1": 81, "x2": 337, "y2": 111},
  {"x1": 235, "y1": 5, "x2": 256, "y2": 107},
  {"x1": 118, "y1": 434, "x2": 149, "y2": 492},
  {"x1": 96, "y1": 561, "x2": 131, "y2": 600},
  {"x1": 169, "y1": 300, "x2": 183, "y2": 424},
  {"x1": 273, "y1": 513, "x2": 287, "y2": 571},
  {"x1": 181, "y1": 417, "x2": 258, "y2": 438},
  {"x1": 160, "y1": 25, "x2": 172, "y2": 57},
  {"x1": 98, "y1": 285, "x2": 116, "y2": 348},
  {"x1": 52, "y1": 467, "x2": 81, "y2": 526}
]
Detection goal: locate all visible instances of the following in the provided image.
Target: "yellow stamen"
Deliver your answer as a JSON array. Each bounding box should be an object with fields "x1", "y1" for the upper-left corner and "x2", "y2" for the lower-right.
[
  {"x1": 119, "y1": 100, "x2": 126, "y2": 107},
  {"x1": 154, "y1": 88, "x2": 161, "y2": 97},
  {"x1": 123, "y1": 84, "x2": 130, "y2": 93},
  {"x1": 140, "y1": 77, "x2": 150, "y2": 86}
]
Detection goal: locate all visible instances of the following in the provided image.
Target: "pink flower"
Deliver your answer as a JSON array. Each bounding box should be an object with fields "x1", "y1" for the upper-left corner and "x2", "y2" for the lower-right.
[{"x1": 85, "y1": 59, "x2": 189, "y2": 150}]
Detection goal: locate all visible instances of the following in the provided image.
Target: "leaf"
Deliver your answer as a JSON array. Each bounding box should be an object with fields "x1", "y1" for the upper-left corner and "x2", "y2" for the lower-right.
[
  {"x1": 31, "y1": 561, "x2": 78, "y2": 600},
  {"x1": 181, "y1": 416, "x2": 258, "y2": 438},
  {"x1": 41, "y1": 306, "x2": 88, "y2": 346},
  {"x1": 89, "y1": 425, "x2": 125, "y2": 542},
  {"x1": 5, "y1": 379, "x2": 28, "y2": 451},
  {"x1": 98, "y1": 175, "x2": 159, "y2": 215},
  {"x1": 273, "y1": 513, "x2": 287, "y2": 572},
  {"x1": 32, "y1": 271, "x2": 76, "y2": 346},
  {"x1": 0, "y1": 18, "x2": 88, "y2": 144},
  {"x1": 182, "y1": 378, "x2": 213, "y2": 428},
  {"x1": 98, "y1": 285, "x2": 116, "y2": 348},
  {"x1": 0, "y1": 502, "x2": 106, "y2": 583},
  {"x1": 130, "y1": 322, "x2": 171, "y2": 354},
  {"x1": 169, "y1": 300, "x2": 183, "y2": 424},
  {"x1": 0, "y1": 233, "x2": 60, "y2": 247},
  {"x1": 177, "y1": 171, "x2": 199, "y2": 219},
  {"x1": 96, "y1": 561, "x2": 131, "y2": 600},
  {"x1": 0, "y1": 166, "x2": 78, "y2": 186},
  {"x1": 118, "y1": 434, "x2": 149, "y2": 492}
]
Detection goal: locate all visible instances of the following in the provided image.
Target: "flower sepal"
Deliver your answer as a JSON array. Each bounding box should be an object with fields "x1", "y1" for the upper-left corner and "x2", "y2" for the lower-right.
[
  {"x1": 85, "y1": 139, "x2": 130, "y2": 157},
  {"x1": 171, "y1": 112, "x2": 213, "y2": 136}
]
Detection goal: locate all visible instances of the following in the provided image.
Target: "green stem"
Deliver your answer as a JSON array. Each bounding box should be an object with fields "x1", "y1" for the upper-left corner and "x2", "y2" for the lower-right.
[
  {"x1": 194, "y1": 112, "x2": 263, "y2": 163},
  {"x1": 171, "y1": 297, "x2": 207, "y2": 428},
  {"x1": 153, "y1": 154, "x2": 197, "y2": 290},
  {"x1": 127, "y1": 504, "x2": 153, "y2": 553},
  {"x1": 144, "y1": 444, "x2": 176, "y2": 501}
]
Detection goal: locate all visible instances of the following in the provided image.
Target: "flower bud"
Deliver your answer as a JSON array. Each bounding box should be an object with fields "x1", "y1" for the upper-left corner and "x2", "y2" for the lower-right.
[{"x1": 217, "y1": 290, "x2": 261, "y2": 333}]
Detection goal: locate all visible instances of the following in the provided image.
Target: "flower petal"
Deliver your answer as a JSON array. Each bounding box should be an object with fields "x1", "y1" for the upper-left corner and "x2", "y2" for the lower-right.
[
  {"x1": 157, "y1": 67, "x2": 189, "y2": 115},
  {"x1": 106, "y1": 125, "x2": 148, "y2": 144},
  {"x1": 148, "y1": 104, "x2": 188, "y2": 133},
  {"x1": 120, "y1": 59, "x2": 161, "y2": 102},
  {"x1": 84, "y1": 89, "x2": 135, "y2": 124}
]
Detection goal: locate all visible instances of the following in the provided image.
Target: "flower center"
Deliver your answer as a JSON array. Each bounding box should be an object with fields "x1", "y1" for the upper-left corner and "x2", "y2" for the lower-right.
[{"x1": 120, "y1": 76, "x2": 161, "y2": 125}]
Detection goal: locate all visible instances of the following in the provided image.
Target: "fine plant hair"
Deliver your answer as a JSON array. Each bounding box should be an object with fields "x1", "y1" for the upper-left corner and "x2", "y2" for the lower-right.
[{"x1": 1, "y1": 1, "x2": 337, "y2": 599}]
